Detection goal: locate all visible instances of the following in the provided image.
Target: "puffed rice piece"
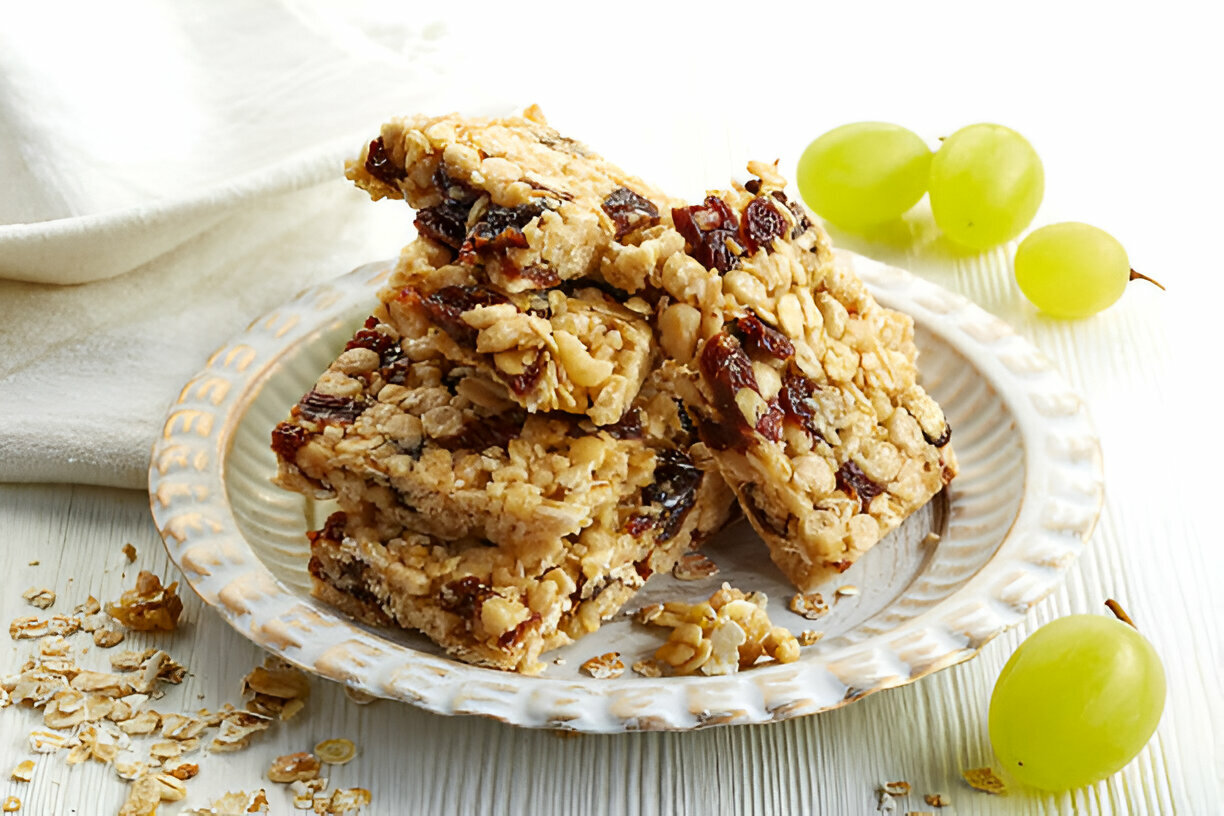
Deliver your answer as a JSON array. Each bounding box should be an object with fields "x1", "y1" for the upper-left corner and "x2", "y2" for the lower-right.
[
  {"x1": 10, "y1": 760, "x2": 34, "y2": 783},
  {"x1": 672, "y1": 552, "x2": 720, "y2": 581}
]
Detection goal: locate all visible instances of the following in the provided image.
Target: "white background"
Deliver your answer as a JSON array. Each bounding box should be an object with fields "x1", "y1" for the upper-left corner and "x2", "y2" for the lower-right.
[{"x1": 1, "y1": 1, "x2": 1221, "y2": 813}]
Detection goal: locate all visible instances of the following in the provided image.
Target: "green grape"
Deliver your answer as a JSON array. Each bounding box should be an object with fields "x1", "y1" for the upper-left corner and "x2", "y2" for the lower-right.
[
  {"x1": 989, "y1": 613, "x2": 1166, "y2": 791},
  {"x1": 796, "y1": 122, "x2": 932, "y2": 231},
  {"x1": 1014, "y1": 222, "x2": 1135, "y2": 318},
  {"x1": 929, "y1": 123, "x2": 1043, "y2": 249}
]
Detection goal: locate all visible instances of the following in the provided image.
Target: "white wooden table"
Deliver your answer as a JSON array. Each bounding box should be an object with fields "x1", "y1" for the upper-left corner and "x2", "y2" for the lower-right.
[{"x1": 2, "y1": 4, "x2": 1221, "y2": 813}]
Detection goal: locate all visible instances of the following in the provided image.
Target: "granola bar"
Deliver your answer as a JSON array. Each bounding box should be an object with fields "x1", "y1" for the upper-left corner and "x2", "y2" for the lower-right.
[
  {"x1": 301, "y1": 420, "x2": 733, "y2": 673},
  {"x1": 346, "y1": 107, "x2": 674, "y2": 293},
  {"x1": 604, "y1": 160, "x2": 956, "y2": 591},
  {"x1": 379, "y1": 237, "x2": 655, "y2": 425}
]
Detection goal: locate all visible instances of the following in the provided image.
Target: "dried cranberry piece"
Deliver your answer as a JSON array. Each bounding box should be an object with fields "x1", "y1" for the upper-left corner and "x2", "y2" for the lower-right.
[
  {"x1": 741, "y1": 197, "x2": 787, "y2": 253},
  {"x1": 743, "y1": 178, "x2": 763, "y2": 195},
  {"x1": 306, "y1": 512, "x2": 347, "y2": 547},
  {"x1": 777, "y1": 369, "x2": 826, "y2": 444},
  {"x1": 439, "y1": 576, "x2": 493, "y2": 620},
  {"x1": 364, "y1": 137, "x2": 404, "y2": 185},
  {"x1": 696, "y1": 332, "x2": 761, "y2": 450},
  {"x1": 735, "y1": 313, "x2": 795, "y2": 360},
  {"x1": 771, "y1": 190, "x2": 812, "y2": 239},
  {"x1": 602, "y1": 408, "x2": 642, "y2": 440},
  {"x1": 414, "y1": 199, "x2": 471, "y2": 249},
  {"x1": 674, "y1": 399, "x2": 696, "y2": 437},
  {"x1": 432, "y1": 164, "x2": 476, "y2": 202},
  {"x1": 627, "y1": 449, "x2": 703, "y2": 541},
  {"x1": 434, "y1": 411, "x2": 525, "y2": 453},
  {"x1": 755, "y1": 401, "x2": 785, "y2": 442},
  {"x1": 345, "y1": 316, "x2": 400, "y2": 362},
  {"x1": 497, "y1": 612, "x2": 542, "y2": 648},
  {"x1": 414, "y1": 285, "x2": 511, "y2": 345},
  {"x1": 601, "y1": 187, "x2": 661, "y2": 240},
  {"x1": 923, "y1": 423, "x2": 952, "y2": 448},
  {"x1": 672, "y1": 196, "x2": 743, "y2": 273},
  {"x1": 502, "y1": 353, "x2": 546, "y2": 396},
  {"x1": 633, "y1": 556, "x2": 654, "y2": 581},
  {"x1": 271, "y1": 422, "x2": 309, "y2": 461},
  {"x1": 297, "y1": 391, "x2": 366, "y2": 424},
  {"x1": 457, "y1": 203, "x2": 546, "y2": 264},
  {"x1": 836, "y1": 461, "x2": 884, "y2": 512},
  {"x1": 519, "y1": 264, "x2": 561, "y2": 288}
]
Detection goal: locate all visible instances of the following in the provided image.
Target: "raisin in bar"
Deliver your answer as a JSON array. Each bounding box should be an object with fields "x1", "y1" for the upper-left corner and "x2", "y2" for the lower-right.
[
  {"x1": 347, "y1": 106, "x2": 674, "y2": 293},
  {"x1": 606, "y1": 161, "x2": 957, "y2": 591},
  {"x1": 379, "y1": 237, "x2": 655, "y2": 425},
  {"x1": 308, "y1": 442, "x2": 732, "y2": 674}
]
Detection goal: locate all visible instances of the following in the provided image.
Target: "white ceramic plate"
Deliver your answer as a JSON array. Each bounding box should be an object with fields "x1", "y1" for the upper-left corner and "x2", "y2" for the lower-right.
[{"x1": 148, "y1": 251, "x2": 1102, "y2": 732}]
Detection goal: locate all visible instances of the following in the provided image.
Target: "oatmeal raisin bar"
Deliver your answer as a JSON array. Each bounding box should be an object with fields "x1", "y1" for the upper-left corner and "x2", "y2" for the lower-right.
[
  {"x1": 308, "y1": 446, "x2": 731, "y2": 674},
  {"x1": 379, "y1": 237, "x2": 655, "y2": 425},
  {"x1": 604, "y1": 161, "x2": 956, "y2": 591},
  {"x1": 347, "y1": 107, "x2": 675, "y2": 294},
  {"x1": 274, "y1": 316, "x2": 732, "y2": 672}
]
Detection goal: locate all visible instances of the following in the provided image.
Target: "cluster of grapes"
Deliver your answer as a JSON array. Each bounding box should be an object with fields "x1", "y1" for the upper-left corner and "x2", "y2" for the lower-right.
[{"x1": 796, "y1": 123, "x2": 1160, "y2": 318}]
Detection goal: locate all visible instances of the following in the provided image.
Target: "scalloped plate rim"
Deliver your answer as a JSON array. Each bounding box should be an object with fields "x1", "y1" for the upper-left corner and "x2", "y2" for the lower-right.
[{"x1": 148, "y1": 249, "x2": 1103, "y2": 732}]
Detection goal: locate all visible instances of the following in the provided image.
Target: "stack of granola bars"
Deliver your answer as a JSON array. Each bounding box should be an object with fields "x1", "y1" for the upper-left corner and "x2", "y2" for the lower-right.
[{"x1": 271, "y1": 107, "x2": 955, "y2": 674}]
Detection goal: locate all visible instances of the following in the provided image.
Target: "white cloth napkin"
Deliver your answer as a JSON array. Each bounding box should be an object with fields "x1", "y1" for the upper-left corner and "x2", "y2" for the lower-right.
[{"x1": 0, "y1": 1, "x2": 502, "y2": 488}]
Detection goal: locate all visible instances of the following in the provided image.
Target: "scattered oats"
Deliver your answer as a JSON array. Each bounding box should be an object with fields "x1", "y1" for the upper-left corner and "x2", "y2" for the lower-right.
[
  {"x1": 242, "y1": 658, "x2": 310, "y2": 720},
  {"x1": 10, "y1": 760, "x2": 34, "y2": 782},
  {"x1": 325, "y1": 788, "x2": 372, "y2": 813},
  {"x1": 74, "y1": 596, "x2": 102, "y2": 616},
  {"x1": 184, "y1": 790, "x2": 269, "y2": 815},
  {"x1": 580, "y1": 652, "x2": 625, "y2": 679},
  {"x1": 113, "y1": 752, "x2": 148, "y2": 781},
  {"x1": 105, "y1": 571, "x2": 184, "y2": 632},
  {"x1": 1, "y1": 796, "x2": 18, "y2": 813},
  {"x1": 883, "y1": 781, "x2": 911, "y2": 797},
  {"x1": 342, "y1": 687, "x2": 376, "y2": 705},
  {"x1": 118, "y1": 709, "x2": 161, "y2": 735},
  {"x1": 39, "y1": 634, "x2": 72, "y2": 658},
  {"x1": 80, "y1": 612, "x2": 112, "y2": 633},
  {"x1": 161, "y1": 711, "x2": 208, "y2": 740},
  {"x1": 798, "y1": 630, "x2": 824, "y2": 646},
  {"x1": 9, "y1": 617, "x2": 49, "y2": 640},
  {"x1": 46, "y1": 615, "x2": 80, "y2": 637},
  {"x1": 150, "y1": 740, "x2": 188, "y2": 760},
  {"x1": 962, "y1": 767, "x2": 1007, "y2": 795},
  {"x1": 110, "y1": 649, "x2": 154, "y2": 673},
  {"x1": 314, "y1": 738, "x2": 356, "y2": 766},
  {"x1": 788, "y1": 592, "x2": 828, "y2": 620},
  {"x1": 835, "y1": 585, "x2": 860, "y2": 598},
  {"x1": 119, "y1": 775, "x2": 164, "y2": 816},
  {"x1": 28, "y1": 560, "x2": 39, "y2": 566},
  {"x1": 672, "y1": 552, "x2": 720, "y2": 581},
  {"x1": 923, "y1": 793, "x2": 949, "y2": 807},
  {"x1": 123, "y1": 543, "x2": 138, "y2": 562},
  {"x1": 93, "y1": 628, "x2": 125, "y2": 648},
  {"x1": 22, "y1": 588, "x2": 55, "y2": 610},
  {"x1": 153, "y1": 772, "x2": 188, "y2": 802},
  {"x1": 923, "y1": 532, "x2": 942, "y2": 544},
  {"x1": 164, "y1": 760, "x2": 199, "y2": 780},
  {"x1": 29, "y1": 729, "x2": 70, "y2": 753},
  {"x1": 200, "y1": 702, "x2": 236, "y2": 727},
  {"x1": 209, "y1": 710, "x2": 272, "y2": 753},
  {"x1": 631, "y1": 658, "x2": 663, "y2": 678},
  {"x1": 268, "y1": 752, "x2": 321, "y2": 783},
  {"x1": 0, "y1": 688, "x2": 10, "y2": 708},
  {"x1": 876, "y1": 787, "x2": 897, "y2": 813}
]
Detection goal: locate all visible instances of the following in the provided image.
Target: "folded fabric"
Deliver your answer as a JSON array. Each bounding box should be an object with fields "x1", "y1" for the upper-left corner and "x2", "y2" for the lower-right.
[{"x1": 0, "y1": 0, "x2": 482, "y2": 285}]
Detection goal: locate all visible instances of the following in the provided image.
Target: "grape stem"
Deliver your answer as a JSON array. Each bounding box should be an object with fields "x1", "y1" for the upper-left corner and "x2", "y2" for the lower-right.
[
  {"x1": 1105, "y1": 599, "x2": 1137, "y2": 629},
  {"x1": 1129, "y1": 269, "x2": 1166, "y2": 291}
]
